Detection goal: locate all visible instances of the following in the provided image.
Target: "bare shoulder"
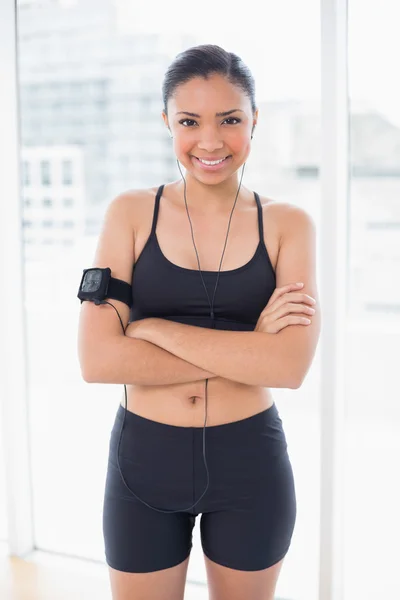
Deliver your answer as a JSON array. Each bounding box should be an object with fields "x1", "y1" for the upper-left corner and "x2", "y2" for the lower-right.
[
  {"x1": 112, "y1": 186, "x2": 158, "y2": 233},
  {"x1": 258, "y1": 195, "x2": 316, "y2": 246},
  {"x1": 258, "y1": 195, "x2": 314, "y2": 220},
  {"x1": 112, "y1": 186, "x2": 154, "y2": 211}
]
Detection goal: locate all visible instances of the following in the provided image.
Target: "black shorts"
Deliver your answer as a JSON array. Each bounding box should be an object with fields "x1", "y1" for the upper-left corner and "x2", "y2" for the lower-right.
[{"x1": 102, "y1": 401, "x2": 297, "y2": 573}]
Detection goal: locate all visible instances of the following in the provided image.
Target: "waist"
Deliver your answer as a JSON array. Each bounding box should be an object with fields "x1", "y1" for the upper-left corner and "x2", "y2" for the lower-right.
[{"x1": 120, "y1": 377, "x2": 274, "y2": 427}]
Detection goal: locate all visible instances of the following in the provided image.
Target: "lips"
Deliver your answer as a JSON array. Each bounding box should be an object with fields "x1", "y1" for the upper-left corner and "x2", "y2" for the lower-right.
[
  {"x1": 194, "y1": 155, "x2": 231, "y2": 161},
  {"x1": 195, "y1": 156, "x2": 230, "y2": 161},
  {"x1": 192, "y1": 155, "x2": 232, "y2": 171}
]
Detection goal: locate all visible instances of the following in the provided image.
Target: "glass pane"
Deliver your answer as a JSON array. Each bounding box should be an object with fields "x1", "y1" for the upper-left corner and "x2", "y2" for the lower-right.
[
  {"x1": 17, "y1": 0, "x2": 320, "y2": 597},
  {"x1": 346, "y1": 1, "x2": 400, "y2": 598}
]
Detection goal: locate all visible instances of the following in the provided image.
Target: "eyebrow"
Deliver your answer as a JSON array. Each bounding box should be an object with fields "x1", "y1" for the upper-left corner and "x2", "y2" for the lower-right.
[{"x1": 175, "y1": 109, "x2": 244, "y2": 118}]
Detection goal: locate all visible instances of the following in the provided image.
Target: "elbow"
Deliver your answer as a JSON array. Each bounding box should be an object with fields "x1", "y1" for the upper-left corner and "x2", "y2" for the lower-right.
[
  {"x1": 80, "y1": 363, "x2": 99, "y2": 383},
  {"x1": 290, "y1": 365, "x2": 311, "y2": 389},
  {"x1": 279, "y1": 375, "x2": 301, "y2": 389},
  {"x1": 81, "y1": 351, "x2": 108, "y2": 383},
  {"x1": 79, "y1": 336, "x2": 124, "y2": 384},
  {"x1": 82, "y1": 370, "x2": 97, "y2": 384},
  {"x1": 260, "y1": 375, "x2": 300, "y2": 389},
  {"x1": 78, "y1": 335, "x2": 117, "y2": 384},
  {"x1": 78, "y1": 345, "x2": 104, "y2": 384},
  {"x1": 274, "y1": 364, "x2": 307, "y2": 390},
  {"x1": 289, "y1": 377, "x2": 302, "y2": 390}
]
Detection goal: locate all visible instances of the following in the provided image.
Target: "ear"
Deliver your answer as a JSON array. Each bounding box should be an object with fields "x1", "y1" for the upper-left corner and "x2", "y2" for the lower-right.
[
  {"x1": 161, "y1": 111, "x2": 169, "y2": 130},
  {"x1": 252, "y1": 107, "x2": 259, "y2": 131}
]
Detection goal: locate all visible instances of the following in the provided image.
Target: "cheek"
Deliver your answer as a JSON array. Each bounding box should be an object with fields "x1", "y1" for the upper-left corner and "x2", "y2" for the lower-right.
[
  {"x1": 226, "y1": 135, "x2": 251, "y2": 157},
  {"x1": 176, "y1": 139, "x2": 193, "y2": 154},
  {"x1": 231, "y1": 137, "x2": 249, "y2": 153},
  {"x1": 171, "y1": 134, "x2": 190, "y2": 154},
  {"x1": 175, "y1": 133, "x2": 250, "y2": 156}
]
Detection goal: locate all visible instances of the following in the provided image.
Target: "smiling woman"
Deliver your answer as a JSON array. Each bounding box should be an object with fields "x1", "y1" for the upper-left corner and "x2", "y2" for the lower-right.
[
  {"x1": 75, "y1": 42, "x2": 320, "y2": 599},
  {"x1": 162, "y1": 67, "x2": 256, "y2": 194},
  {"x1": 176, "y1": 109, "x2": 245, "y2": 169}
]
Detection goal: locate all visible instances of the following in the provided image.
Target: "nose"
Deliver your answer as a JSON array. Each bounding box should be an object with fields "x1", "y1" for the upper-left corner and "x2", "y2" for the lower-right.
[{"x1": 196, "y1": 127, "x2": 224, "y2": 152}]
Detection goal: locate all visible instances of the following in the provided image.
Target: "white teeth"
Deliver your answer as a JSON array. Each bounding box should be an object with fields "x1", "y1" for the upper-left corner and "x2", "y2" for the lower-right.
[{"x1": 198, "y1": 157, "x2": 227, "y2": 165}]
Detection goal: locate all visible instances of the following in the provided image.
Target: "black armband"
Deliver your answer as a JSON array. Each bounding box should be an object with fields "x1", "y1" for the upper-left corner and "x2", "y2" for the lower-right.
[{"x1": 77, "y1": 267, "x2": 132, "y2": 308}]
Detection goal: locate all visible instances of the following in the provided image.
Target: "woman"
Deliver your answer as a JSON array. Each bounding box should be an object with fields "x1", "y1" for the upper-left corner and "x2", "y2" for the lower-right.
[{"x1": 78, "y1": 44, "x2": 320, "y2": 600}]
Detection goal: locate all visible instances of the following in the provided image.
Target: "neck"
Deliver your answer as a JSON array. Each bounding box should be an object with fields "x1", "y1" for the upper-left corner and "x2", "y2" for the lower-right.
[{"x1": 174, "y1": 167, "x2": 248, "y2": 215}]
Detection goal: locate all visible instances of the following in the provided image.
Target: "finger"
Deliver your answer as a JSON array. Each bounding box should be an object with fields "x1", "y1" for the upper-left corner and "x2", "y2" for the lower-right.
[
  {"x1": 266, "y1": 282, "x2": 304, "y2": 310},
  {"x1": 283, "y1": 315, "x2": 311, "y2": 326},
  {"x1": 287, "y1": 302, "x2": 316, "y2": 315},
  {"x1": 289, "y1": 293, "x2": 316, "y2": 305}
]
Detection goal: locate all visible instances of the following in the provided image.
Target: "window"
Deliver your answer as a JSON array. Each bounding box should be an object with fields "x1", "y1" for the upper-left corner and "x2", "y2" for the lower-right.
[
  {"x1": 4, "y1": 2, "x2": 396, "y2": 599},
  {"x1": 40, "y1": 160, "x2": 51, "y2": 185},
  {"x1": 62, "y1": 159, "x2": 73, "y2": 185}
]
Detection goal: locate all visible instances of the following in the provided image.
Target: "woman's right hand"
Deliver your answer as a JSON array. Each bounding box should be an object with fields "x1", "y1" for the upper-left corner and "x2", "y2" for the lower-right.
[{"x1": 254, "y1": 282, "x2": 316, "y2": 334}]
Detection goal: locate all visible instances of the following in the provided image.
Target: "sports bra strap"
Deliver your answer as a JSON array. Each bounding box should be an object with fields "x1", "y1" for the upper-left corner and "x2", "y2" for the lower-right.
[
  {"x1": 254, "y1": 191, "x2": 264, "y2": 243},
  {"x1": 150, "y1": 184, "x2": 164, "y2": 236}
]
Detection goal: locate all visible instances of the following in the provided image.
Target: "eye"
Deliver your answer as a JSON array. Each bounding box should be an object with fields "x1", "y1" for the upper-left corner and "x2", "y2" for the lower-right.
[
  {"x1": 224, "y1": 117, "x2": 241, "y2": 125},
  {"x1": 178, "y1": 117, "x2": 242, "y2": 127},
  {"x1": 179, "y1": 119, "x2": 197, "y2": 127}
]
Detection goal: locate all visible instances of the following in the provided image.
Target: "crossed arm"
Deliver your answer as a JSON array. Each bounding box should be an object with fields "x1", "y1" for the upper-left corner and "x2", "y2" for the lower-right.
[
  {"x1": 87, "y1": 204, "x2": 320, "y2": 389},
  {"x1": 122, "y1": 205, "x2": 321, "y2": 389},
  {"x1": 126, "y1": 318, "x2": 303, "y2": 389}
]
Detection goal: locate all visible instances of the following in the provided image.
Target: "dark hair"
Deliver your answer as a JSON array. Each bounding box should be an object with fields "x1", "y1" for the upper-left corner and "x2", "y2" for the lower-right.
[{"x1": 162, "y1": 44, "x2": 257, "y2": 116}]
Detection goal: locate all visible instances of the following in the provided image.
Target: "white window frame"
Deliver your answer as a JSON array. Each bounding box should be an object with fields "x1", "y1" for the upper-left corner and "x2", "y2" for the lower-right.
[
  {"x1": 0, "y1": 0, "x2": 34, "y2": 557},
  {"x1": 319, "y1": 1, "x2": 349, "y2": 599}
]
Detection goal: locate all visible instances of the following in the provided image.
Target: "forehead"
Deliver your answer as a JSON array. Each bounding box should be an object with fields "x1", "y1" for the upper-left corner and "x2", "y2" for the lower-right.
[{"x1": 169, "y1": 74, "x2": 250, "y2": 112}]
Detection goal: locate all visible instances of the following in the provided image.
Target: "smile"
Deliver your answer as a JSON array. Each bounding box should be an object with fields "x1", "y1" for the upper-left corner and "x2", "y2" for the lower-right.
[{"x1": 192, "y1": 155, "x2": 232, "y2": 170}]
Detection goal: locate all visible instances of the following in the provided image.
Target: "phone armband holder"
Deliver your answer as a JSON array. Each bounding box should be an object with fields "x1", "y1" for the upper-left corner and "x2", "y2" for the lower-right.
[{"x1": 77, "y1": 267, "x2": 133, "y2": 308}]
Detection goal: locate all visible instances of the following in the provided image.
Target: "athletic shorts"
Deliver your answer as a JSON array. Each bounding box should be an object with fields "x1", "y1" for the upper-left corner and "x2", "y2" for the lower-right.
[{"x1": 102, "y1": 401, "x2": 297, "y2": 573}]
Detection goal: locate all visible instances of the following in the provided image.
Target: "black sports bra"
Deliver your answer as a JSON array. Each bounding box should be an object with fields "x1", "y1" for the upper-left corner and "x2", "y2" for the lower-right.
[{"x1": 130, "y1": 184, "x2": 276, "y2": 331}]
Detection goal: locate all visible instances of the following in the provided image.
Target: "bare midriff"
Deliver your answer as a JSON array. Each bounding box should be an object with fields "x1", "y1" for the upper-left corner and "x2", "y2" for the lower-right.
[{"x1": 119, "y1": 379, "x2": 274, "y2": 427}]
